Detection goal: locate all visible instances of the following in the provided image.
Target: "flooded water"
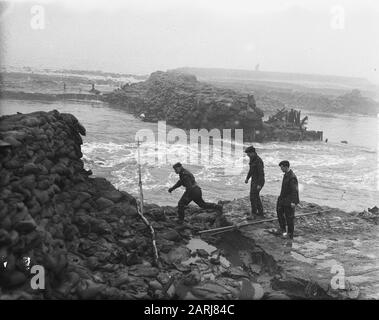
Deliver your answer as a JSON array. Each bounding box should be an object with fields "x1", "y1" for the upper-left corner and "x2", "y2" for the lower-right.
[
  {"x1": 185, "y1": 238, "x2": 231, "y2": 268},
  {"x1": 1, "y1": 98, "x2": 378, "y2": 212}
]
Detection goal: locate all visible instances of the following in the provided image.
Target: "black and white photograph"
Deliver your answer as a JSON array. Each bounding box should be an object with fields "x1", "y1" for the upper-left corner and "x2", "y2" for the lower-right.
[{"x1": 0, "y1": 0, "x2": 378, "y2": 305}]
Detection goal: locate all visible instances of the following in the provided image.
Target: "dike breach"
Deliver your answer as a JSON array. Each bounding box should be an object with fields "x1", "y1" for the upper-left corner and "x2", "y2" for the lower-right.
[{"x1": 1, "y1": 111, "x2": 375, "y2": 300}]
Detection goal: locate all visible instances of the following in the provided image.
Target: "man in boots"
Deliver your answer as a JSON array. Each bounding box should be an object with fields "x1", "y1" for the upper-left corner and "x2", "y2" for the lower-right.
[
  {"x1": 276, "y1": 160, "x2": 300, "y2": 239},
  {"x1": 168, "y1": 163, "x2": 222, "y2": 223},
  {"x1": 244, "y1": 146, "x2": 265, "y2": 219}
]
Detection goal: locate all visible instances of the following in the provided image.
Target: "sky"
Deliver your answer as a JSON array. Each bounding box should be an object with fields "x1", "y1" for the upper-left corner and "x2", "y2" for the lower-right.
[{"x1": 1, "y1": 0, "x2": 379, "y2": 83}]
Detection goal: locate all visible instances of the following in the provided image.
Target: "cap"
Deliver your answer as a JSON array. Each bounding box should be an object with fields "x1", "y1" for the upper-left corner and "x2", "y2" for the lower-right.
[
  {"x1": 245, "y1": 146, "x2": 256, "y2": 153},
  {"x1": 173, "y1": 162, "x2": 182, "y2": 169},
  {"x1": 279, "y1": 160, "x2": 290, "y2": 167}
]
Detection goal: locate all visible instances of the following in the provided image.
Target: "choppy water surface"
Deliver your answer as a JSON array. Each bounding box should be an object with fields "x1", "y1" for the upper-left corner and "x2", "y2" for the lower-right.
[{"x1": 1, "y1": 98, "x2": 378, "y2": 212}]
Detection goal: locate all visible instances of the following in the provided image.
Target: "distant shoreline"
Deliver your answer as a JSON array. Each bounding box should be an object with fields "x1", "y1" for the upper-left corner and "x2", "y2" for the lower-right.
[
  {"x1": 2, "y1": 89, "x2": 377, "y2": 119},
  {"x1": 1, "y1": 67, "x2": 378, "y2": 116},
  {"x1": 0, "y1": 90, "x2": 106, "y2": 103}
]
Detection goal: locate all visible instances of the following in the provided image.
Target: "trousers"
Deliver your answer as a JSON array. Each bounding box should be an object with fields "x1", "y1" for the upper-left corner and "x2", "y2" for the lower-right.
[
  {"x1": 250, "y1": 183, "x2": 263, "y2": 215},
  {"x1": 276, "y1": 202, "x2": 295, "y2": 237},
  {"x1": 178, "y1": 186, "x2": 218, "y2": 220}
]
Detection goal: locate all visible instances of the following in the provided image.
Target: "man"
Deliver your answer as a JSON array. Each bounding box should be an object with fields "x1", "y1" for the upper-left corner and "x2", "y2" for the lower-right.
[
  {"x1": 244, "y1": 146, "x2": 265, "y2": 219},
  {"x1": 168, "y1": 163, "x2": 222, "y2": 223},
  {"x1": 276, "y1": 160, "x2": 300, "y2": 239}
]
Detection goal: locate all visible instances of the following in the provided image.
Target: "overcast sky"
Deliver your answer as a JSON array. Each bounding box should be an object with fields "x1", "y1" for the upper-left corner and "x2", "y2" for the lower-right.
[{"x1": 1, "y1": 0, "x2": 379, "y2": 83}]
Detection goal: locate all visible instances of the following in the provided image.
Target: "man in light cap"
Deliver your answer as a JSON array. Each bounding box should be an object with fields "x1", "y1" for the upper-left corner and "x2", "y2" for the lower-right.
[
  {"x1": 244, "y1": 146, "x2": 265, "y2": 219},
  {"x1": 168, "y1": 162, "x2": 222, "y2": 223}
]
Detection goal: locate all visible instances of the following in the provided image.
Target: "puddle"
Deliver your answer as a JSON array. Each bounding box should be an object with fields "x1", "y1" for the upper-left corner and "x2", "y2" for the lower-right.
[
  {"x1": 187, "y1": 238, "x2": 217, "y2": 254},
  {"x1": 185, "y1": 237, "x2": 231, "y2": 267}
]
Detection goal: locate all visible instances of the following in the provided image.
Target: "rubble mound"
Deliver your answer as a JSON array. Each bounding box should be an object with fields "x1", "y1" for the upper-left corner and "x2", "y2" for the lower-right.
[
  {"x1": 106, "y1": 71, "x2": 323, "y2": 142},
  {"x1": 358, "y1": 206, "x2": 379, "y2": 224},
  {"x1": 106, "y1": 71, "x2": 264, "y2": 136}
]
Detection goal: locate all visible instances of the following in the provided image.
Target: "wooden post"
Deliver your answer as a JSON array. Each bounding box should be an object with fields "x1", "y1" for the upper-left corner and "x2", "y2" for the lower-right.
[
  {"x1": 137, "y1": 139, "x2": 144, "y2": 214},
  {"x1": 136, "y1": 139, "x2": 159, "y2": 266}
]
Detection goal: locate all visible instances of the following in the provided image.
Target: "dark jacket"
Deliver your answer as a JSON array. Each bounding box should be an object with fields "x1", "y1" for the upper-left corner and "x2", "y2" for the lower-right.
[
  {"x1": 278, "y1": 169, "x2": 300, "y2": 206},
  {"x1": 172, "y1": 168, "x2": 198, "y2": 191},
  {"x1": 246, "y1": 155, "x2": 265, "y2": 187}
]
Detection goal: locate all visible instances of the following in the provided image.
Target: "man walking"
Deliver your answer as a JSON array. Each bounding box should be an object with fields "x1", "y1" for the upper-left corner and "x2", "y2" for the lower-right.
[
  {"x1": 276, "y1": 160, "x2": 300, "y2": 239},
  {"x1": 168, "y1": 163, "x2": 222, "y2": 223},
  {"x1": 244, "y1": 146, "x2": 265, "y2": 219}
]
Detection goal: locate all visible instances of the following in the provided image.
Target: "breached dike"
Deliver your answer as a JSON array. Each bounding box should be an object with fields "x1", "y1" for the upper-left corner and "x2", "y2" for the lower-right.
[
  {"x1": 0, "y1": 110, "x2": 375, "y2": 300},
  {"x1": 0, "y1": 110, "x2": 281, "y2": 300},
  {"x1": 105, "y1": 71, "x2": 323, "y2": 142}
]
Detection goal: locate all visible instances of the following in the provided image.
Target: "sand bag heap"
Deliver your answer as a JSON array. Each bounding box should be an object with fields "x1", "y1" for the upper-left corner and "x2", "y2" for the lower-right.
[
  {"x1": 106, "y1": 71, "x2": 323, "y2": 142},
  {"x1": 106, "y1": 71, "x2": 264, "y2": 136}
]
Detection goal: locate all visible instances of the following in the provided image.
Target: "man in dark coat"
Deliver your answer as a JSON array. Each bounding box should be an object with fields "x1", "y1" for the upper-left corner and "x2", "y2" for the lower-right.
[
  {"x1": 276, "y1": 160, "x2": 300, "y2": 239},
  {"x1": 168, "y1": 163, "x2": 222, "y2": 223},
  {"x1": 244, "y1": 146, "x2": 265, "y2": 219}
]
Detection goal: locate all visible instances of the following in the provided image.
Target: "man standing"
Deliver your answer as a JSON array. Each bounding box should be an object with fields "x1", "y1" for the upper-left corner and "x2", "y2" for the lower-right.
[
  {"x1": 276, "y1": 160, "x2": 300, "y2": 239},
  {"x1": 244, "y1": 146, "x2": 265, "y2": 219},
  {"x1": 168, "y1": 163, "x2": 222, "y2": 223}
]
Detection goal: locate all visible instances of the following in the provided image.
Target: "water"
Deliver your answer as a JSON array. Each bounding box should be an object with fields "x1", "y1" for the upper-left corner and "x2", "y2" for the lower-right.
[
  {"x1": 307, "y1": 111, "x2": 378, "y2": 150},
  {"x1": 1, "y1": 98, "x2": 378, "y2": 212},
  {"x1": 184, "y1": 238, "x2": 231, "y2": 268}
]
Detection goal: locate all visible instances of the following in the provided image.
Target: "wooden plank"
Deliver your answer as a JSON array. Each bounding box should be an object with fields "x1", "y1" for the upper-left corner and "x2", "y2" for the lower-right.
[{"x1": 198, "y1": 210, "x2": 329, "y2": 235}]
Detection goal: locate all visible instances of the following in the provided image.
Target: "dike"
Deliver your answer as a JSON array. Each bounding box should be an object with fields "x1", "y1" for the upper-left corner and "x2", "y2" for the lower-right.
[{"x1": 1, "y1": 111, "x2": 375, "y2": 300}]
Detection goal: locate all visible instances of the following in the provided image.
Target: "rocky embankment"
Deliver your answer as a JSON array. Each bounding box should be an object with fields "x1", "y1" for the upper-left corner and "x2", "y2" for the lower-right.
[
  {"x1": 0, "y1": 110, "x2": 293, "y2": 300},
  {"x1": 105, "y1": 71, "x2": 323, "y2": 142}
]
